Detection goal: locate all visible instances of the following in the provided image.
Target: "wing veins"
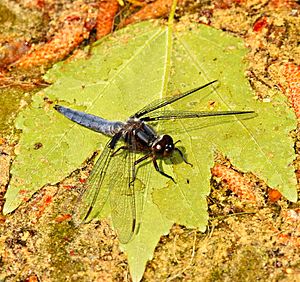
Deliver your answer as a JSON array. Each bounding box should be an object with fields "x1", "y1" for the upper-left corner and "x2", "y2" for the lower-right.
[
  {"x1": 132, "y1": 80, "x2": 218, "y2": 118},
  {"x1": 109, "y1": 133, "x2": 138, "y2": 243},
  {"x1": 141, "y1": 110, "x2": 255, "y2": 121},
  {"x1": 75, "y1": 133, "x2": 122, "y2": 222}
]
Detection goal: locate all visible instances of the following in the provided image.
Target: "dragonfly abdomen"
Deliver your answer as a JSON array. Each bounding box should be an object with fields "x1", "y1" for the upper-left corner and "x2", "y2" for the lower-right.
[{"x1": 54, "y1": 105, "x2": 124, "y2": 136}]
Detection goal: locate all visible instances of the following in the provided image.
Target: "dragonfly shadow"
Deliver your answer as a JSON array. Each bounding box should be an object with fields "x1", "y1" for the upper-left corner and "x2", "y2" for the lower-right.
[{"x1": 170, "y1": 145, "x2": 190, "y2": 165}]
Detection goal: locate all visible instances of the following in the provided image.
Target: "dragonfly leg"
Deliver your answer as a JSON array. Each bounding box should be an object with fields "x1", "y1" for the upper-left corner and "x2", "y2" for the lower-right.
[
  {"x1": 174, "y1": 148, "x2": 193, "y2": 167},
  {"x1": 108, "y1": 131, "x2": 122, "y2": 149},
  {"x1": 130, "y1": 153, "x2": 151, "y2": 184},
  {"x1": 111, "y1": 145, "x2": 129, "y2": 157},
  {"x1": 152, "y1": 156, "x2": 176, "y2": 183}
]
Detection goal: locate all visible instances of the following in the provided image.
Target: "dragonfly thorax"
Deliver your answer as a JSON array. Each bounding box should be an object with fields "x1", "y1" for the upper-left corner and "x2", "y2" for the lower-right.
[
  {"x1": 122, "y1": 119, "x2": 175, "y2": 157},
  {"x1": 151, "y1": 135, "x2": 174, "y2": 157}
]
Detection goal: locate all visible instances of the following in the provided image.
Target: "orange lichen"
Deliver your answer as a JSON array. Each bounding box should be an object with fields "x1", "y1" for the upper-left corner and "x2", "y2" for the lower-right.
[
  {"x1": 121, "y1": 0, "x2": 176, "y2": 27},
  {"x1": 55, "y1": 213, "x2": 72, "y2": 223},
  {"x1": 62, "y1": 184, "x2": 76, "y2": 190},
  {"x1": 252, "y1": 16, "x2": 268, "y2": 33},
  {"x1": 33, "y1": 193, "x2": 54, "y2": 220},
  {"x1": 79, "y1": 178, "x2": 86, "y2": 184},
  {"x1": 278, "y1": 63, "x2": 300, "y2": 119},
  {"x1": 267, "y1": 188, "x2": 282, "y2": 202},
  {"x1": 269, "y1": 0, "x2": 299, "y2": 8},
  {"x1": 44, "y1": 195, "x2": 53, "y2": 205},
  {"x1": 0, "y1": 137, "x2": 6, "y2": 145},
  {"x1": 96, "y1": 0, "x2": 119, "y2": 39},
  {"x1": 211, "y1": 163, "x2": 257, "y2": 202},
  {"x1": 13, "y1": 1, "x2": 98, "y2": 70},
  {"x1": 24, "y1": 274, "x2": 39, "y2": 282}
]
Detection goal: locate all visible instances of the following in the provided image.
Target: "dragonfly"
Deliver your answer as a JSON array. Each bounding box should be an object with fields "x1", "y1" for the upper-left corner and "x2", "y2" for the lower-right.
[{"x1": 54, "y1": 80, "x2": 254, "y2": 243}]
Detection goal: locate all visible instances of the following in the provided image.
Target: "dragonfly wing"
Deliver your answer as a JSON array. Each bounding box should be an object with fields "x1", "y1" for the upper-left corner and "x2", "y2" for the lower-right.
[
  {"x1": 143, "y1": 110, "x2": 256, "y2": 135},
  {"x1": 108, "y1": 150, "x2": 136, "y2": 243},
  {"x1": 74, "y1": 139, "x2": 117, "y2": 223},
  {"x1": 140, "y1": 110, "x2": 255, "y2": 121},
  {"x1": 108, "y1": 133, "x2": 147, "y2": 244},
  {"x1": 73, "y1": 133, "x2": 145, "y2": 243},
  {"x1": 132, "y1": 81, "x2": 218, "y2": 118}
]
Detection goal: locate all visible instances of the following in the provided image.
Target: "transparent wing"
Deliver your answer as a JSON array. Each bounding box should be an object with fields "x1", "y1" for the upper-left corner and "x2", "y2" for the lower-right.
[
  {"x1": 74, "y1": 135, "x2": 146, "y2": 243},
  {"x1": 145, "y1": 111, "x2": 256, "y2": 135},
  {"x1": 108, "y1": 150, "x2": 136, "y2": 243},
  {"x1": 74, "y1": 131, "x2": 124, "y2": 222},
  {"x1": 108, "y1": 134, "x2": 146, "y2": 244},
  {"x1": 140, "y1": 110, "x2": 255, "y2": 121},
  {"x1": 132, "y1": 80, "x2": 217, "y2": 118},
  {"x1": 73, "y1": 139, "x2": 116, "y2": 223}
]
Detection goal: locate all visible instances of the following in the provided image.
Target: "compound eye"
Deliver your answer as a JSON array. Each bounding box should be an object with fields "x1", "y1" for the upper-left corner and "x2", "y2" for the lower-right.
[
  {"x1": 163, "y1": 143, "x2": 174, "y2": 156},
  {"x1": 165, "y1": 144, "x2": 173, "y2": 153},
  {"x1": 153, "y1": 135, "x2": 174, "y2": 155}
]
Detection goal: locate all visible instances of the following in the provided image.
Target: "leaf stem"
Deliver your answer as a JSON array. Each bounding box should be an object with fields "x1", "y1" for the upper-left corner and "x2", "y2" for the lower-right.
[{"x1": 168, "y1": 0, "x2": 178, "y2": 28}]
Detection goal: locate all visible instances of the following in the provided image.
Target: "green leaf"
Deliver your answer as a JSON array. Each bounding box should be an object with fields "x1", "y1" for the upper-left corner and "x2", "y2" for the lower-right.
[{"x1": 4, "y1": 22, "x2": 297, "y2": 281}]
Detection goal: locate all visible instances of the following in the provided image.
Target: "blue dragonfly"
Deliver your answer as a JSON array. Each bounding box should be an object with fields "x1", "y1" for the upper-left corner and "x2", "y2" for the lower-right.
[{"x1": 54, "y1": 80, "x2": 254, "y2": 243}]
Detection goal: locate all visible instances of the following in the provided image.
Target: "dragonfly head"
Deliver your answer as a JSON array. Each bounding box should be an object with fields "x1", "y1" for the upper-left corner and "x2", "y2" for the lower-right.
[{"x1": 152, "y1": 135, "x2": 174, "y2": 157}]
